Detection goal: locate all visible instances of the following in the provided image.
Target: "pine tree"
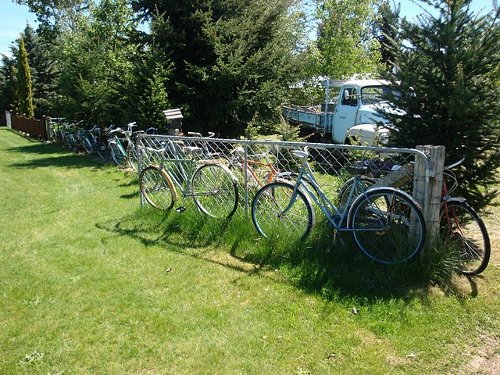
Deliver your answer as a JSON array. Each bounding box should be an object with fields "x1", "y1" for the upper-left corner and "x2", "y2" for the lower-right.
[
  {"x1": 0, "y1": 54, "x2": 17, "y2": 112},
  {"x1": 16, "y1": 36, "x2": 35, "y2": 118},
  {"x1": 136, "y1": 62, "x2": 171, "y2": 132},
  {"x1": 373, "y1": 0, "x2": 400, "y2": 72},
  {"x1": 383, "y1": 0, "x2": 500, "y2": 210},
  {"x1": 131, "y1": 0, "x2": 305, "y2": 137}
]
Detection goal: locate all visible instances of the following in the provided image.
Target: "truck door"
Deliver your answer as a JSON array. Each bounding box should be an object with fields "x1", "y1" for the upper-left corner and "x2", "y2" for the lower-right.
[{"x1": 333, "y1": 86, "x2": 359, "y2": 142}]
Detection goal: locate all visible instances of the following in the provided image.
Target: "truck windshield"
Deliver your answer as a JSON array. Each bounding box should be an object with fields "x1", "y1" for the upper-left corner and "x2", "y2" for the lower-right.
[{"x1": 360, "y1": 86, "x2": 392, "y2": 105}]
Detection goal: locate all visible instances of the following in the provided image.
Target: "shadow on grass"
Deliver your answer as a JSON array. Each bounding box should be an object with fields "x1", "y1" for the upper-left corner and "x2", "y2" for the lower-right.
[
  {"x1": 95, "y1": 206, "x2": 474, "y2": 303},
  {"x1": 7, "y1": 140, "x2": 109, "y2": 169}
]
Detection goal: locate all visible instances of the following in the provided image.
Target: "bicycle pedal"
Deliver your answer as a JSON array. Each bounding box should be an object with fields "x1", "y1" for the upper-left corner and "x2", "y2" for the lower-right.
[{"x1": 175, "y1": 206, "x2": 186, "y2": 213}]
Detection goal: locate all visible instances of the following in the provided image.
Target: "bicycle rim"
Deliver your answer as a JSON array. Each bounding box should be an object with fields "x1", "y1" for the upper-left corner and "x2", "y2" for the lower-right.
[
  {"x1": 251, "y1": 182, "x2": 313, "y2": 241},
  {"x1": 191, "y1": 164, "x2": 238, "y2": 219},
  {"x1": 139, "y1": 166, "x2": 175, "y2": 210},
  {"x1": 440, "y1": 201, "x2": 490, "y2": 275},
  {"x1": 348, "y1": 188, "x2": 426, "y2": 264}
]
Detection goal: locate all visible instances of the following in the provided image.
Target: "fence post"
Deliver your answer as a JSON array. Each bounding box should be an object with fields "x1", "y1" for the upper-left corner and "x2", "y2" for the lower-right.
[{"x1": 413, "y1": 145, "x2": 445, "y2": 247}]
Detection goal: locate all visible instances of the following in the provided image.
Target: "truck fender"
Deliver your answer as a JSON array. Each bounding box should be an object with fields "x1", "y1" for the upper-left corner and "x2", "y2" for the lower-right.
[{"x1": 345, "y1": 124, "x2": 389, "y2": 145}]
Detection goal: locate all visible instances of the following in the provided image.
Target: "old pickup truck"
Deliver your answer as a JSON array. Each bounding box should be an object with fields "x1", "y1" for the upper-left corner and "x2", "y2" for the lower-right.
[{"x1": 283, "y1": 79, "x2": 392, "y2": 145}]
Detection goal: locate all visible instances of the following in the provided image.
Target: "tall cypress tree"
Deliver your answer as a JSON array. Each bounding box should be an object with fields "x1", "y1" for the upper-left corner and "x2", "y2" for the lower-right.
[
  {"x1": 382, "y1": 0, "x2": 500, "y2": 210},
  {"x1": 16, "y1": 36, "x2": 35, "y2": 118},
  {"x1": 22, "y1": 25, "x2": 59, "y2": 118}
]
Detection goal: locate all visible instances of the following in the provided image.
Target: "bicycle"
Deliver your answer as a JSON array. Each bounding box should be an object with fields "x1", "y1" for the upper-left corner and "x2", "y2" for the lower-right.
[
  {"x1": 251, "y1": 147, "x2": 427, "y2": 265},
  {"x1": 439, "y1": 158, "x2": 491, "y2": 275},
  {"x1": 79, "y1": 125, "x2": 107, "y2": 159},
  {"x1": 139, "y1": 138, "x2": 239, "y2": 219},
  {"x1": 338, "y1": 156, "x2": 491, "y2": 275},
  {"x1": 107, "y1": 122, "x2": 139, "y2": 169}
]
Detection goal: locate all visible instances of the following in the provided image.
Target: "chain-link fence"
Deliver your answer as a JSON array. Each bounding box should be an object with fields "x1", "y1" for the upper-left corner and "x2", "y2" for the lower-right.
[{"x1": 136, "y1": 134, "x2": 431, "y2": 217}]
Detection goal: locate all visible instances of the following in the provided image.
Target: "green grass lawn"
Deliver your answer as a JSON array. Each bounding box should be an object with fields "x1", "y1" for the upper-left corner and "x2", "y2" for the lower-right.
[{"x1": 0, "y1": 128, "x2": 498, "y2": 374}]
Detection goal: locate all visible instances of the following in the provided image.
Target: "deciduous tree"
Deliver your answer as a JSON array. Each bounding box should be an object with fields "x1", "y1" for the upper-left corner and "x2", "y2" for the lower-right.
[{"x1": 313, "y1": 0, "x2": 382, "y2": 79}]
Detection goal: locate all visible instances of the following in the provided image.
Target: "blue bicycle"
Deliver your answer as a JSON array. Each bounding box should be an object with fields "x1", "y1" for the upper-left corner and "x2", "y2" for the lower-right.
[{"x1": 251, "y1": 147, "x2": 426, "y2": 264}]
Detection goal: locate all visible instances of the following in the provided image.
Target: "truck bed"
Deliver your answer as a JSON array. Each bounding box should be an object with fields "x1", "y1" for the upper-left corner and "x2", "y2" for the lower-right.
[{"x1": 282, "y1": 105, "x2": 333, "y2": 134}]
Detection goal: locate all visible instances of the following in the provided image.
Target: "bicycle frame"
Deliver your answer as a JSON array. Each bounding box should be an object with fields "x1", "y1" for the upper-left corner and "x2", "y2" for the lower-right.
[
  {"x1": 284, "y1": 150, "x2": 384, "y2": 232},
  {"x1": 230, "y1": 151, "x2": 279, "y2": 187}
]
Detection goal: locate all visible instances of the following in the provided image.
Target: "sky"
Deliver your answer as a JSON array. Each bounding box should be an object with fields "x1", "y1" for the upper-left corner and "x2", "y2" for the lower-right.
[{"x1": 0, "y1": 0, "x2": 496, "y2": 57}]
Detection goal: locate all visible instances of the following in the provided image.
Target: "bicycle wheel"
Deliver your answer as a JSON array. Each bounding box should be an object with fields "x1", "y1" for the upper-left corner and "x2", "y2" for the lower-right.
[
  {"x1": 337, "y1": 176, "x2": 376, "y2": 209},
  {"x1": 109, "y1": 141, "x2": 127, "y2": 166},
  {"x1": 348, "y1": 187, "x2": 426, "y2": 264},
  {"x1": 139, "y1": 166, "x2": 176, "y2": 210},
  {"x1": 251, "y1": 182, "x2": 314, "y2": 241},
  {"x1": 190, "y1": 163, "x2": 238, "y2": 219},
  {"x1": 440, "y1": 200, "x2": 490, "y2": 275}
]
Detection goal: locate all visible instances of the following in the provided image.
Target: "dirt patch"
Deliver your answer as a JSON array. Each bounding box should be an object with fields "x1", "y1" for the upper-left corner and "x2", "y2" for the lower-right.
[{"x1": 463, "y1": 335, "x2": 500, "y2": 375}]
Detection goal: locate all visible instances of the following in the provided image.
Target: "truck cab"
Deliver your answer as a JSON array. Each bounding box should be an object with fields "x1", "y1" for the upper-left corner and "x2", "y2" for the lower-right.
[
  {"x1": 328, "y1": 79, "x2": 391, "y2": 145},
  {"x1": 282, "y1": 78, "x2": 393, "y2": 145}
]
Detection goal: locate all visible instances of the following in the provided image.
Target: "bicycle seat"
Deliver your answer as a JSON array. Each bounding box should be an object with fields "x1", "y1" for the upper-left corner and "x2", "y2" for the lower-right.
[
  {"x1": 292, "y1": 150, "x2": 308, "y2": 159},
  {"x1": 345, "y1": 165, "x2": 368, "y2": 175}
]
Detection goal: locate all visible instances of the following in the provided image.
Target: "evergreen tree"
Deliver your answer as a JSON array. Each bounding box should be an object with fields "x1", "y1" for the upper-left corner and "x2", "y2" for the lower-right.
[
  {"x1": 16, "y1": 36, "x2": 35, "y2": 118},
  {"x1": 373, "y1": 0, "x2": 400, "y2": 72},
  {"x1": 21, "y1": 25, "x2": 59, "y2": 117},
  {"x1": 0, "y1": 53, "x2": 17, "y2": 112},
  {"x1": 135, "y1": 60, "x2": 171, "y2": 132},
  {"x1": 131, "y1": 0, "x2": 305, "y2": 137},
  {"x1": 382, "y1": 0, "x2": 500, "y2": 210}
]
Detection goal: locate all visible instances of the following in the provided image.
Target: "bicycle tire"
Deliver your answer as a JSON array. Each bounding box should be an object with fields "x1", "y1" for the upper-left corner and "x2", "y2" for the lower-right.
[
  {"x1": 139, "y1": 166, "x2": 176, "y2": 210},
  {"x1": 348, "y1": 187, "x2": 426, "y2": 264},
  {"x1": 440, "y1": 199, "x2": 491, "y2": 275},
  {"x1": 337, "y1": 176, "x2": 376, "y2": 209},
  {"x1": 190, "y1": 163, "x2": 238, "y2": 219},
  {"x1": 109, "y1": 141, "x2": 127, "y2": 166},
  {"x1": 251, "y1": 181, "x2": 314, "y2": 241}
]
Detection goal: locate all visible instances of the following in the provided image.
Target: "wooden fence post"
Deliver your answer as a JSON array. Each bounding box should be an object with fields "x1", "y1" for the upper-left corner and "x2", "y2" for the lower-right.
[{"x1": 413, "y1": 145, "x2": 445, "y2": 247}]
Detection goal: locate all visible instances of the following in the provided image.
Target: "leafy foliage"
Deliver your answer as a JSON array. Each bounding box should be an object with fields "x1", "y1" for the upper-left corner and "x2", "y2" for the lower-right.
[
  {"x1": 54, "y1": 0, "x2": 138, "y2": 126},
  {"x1": 0, "y1": 55, "x2": 16, "y2": 112},
  {"x1": 313, "y1": 0, "x2": 382, "y2": 79},
  {"x1": 382, "y1": 0, "x2": 500, "y2": 210}
]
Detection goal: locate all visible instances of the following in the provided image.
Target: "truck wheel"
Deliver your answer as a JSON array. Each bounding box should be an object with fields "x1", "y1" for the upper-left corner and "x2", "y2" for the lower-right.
[{"x1": 345, "y1": 136, "x2": 358, "y2": 145}]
